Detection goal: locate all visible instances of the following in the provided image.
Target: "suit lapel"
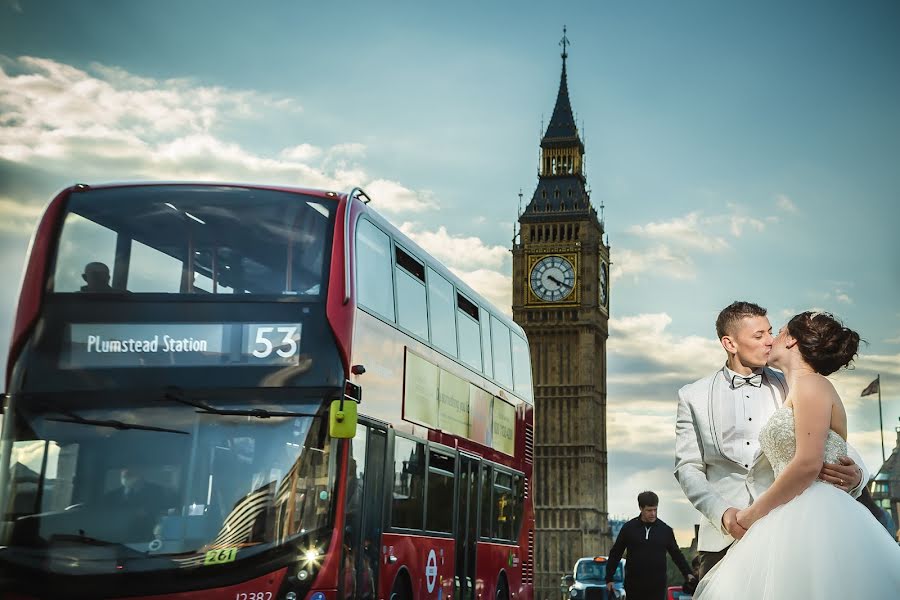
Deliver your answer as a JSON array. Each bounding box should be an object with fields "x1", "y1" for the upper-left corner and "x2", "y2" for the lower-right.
[{"x1": 707, "y1": 367, "x2": 743, "y2": 466}]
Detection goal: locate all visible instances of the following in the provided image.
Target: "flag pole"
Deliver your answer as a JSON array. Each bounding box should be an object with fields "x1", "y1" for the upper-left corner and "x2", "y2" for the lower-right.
[{"x1": 877, "y1": 374, "x2": 885, "y2": 463}]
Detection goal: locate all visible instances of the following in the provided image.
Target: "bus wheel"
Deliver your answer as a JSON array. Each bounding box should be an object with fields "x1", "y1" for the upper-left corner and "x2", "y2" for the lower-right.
[
  {"x1": 390, "y1": 572, "x2": 411, "y2": 600},
  {"x1": 496, "y1": 576, "x2": 509, "y2": 600}
]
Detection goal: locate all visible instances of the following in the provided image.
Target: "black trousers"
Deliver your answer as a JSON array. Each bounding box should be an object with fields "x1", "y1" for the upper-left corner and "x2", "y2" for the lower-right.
[
  {"x1": 624, "y1": 583, "x2": 666, "y2": 600},
  {"x1": 697, "y1": 543, "x2": 733, "y2": 580}
]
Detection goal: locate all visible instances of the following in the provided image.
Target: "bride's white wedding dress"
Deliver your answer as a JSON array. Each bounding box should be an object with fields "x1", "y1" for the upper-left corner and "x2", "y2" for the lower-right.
[{"x1": 695, "y1": 406, "x2": 900, "y2": 599}]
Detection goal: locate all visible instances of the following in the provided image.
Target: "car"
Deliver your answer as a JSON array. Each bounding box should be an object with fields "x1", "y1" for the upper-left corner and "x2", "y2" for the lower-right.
[{"x1": 560, "y1": 555, "x2": 626, "y2": 600}]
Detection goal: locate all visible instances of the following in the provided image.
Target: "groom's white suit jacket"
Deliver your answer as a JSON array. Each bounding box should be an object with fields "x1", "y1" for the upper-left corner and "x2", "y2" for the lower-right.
[{"x1": 674, "y1": 366, "x2": 869, "y2": 552}]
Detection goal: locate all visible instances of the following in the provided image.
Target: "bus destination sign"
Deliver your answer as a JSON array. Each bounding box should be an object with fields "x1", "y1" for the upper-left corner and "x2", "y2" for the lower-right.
[{"x1": 64, "y1": 323, "x2": 302, "y2": 369}]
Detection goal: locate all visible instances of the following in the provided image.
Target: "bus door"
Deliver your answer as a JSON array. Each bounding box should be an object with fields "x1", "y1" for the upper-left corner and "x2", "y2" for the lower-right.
[
  {"x1": 455, "y1": 453, "x2": 481, "y2": 600},
  {"x1": 342, "y1": 421, "x2": 388, "y2": 599}
]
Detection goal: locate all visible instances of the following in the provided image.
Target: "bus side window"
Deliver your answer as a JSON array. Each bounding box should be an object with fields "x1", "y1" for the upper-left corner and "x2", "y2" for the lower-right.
[
  {"x1": 457, "y1": 293, "x2": 482, "y2": 371},
  {"x1": 511, "y1": 334, "x2": 533, "y2": 401},
  {"x1": 427, "y1": 268, "x2": 457, "y2": 357},
  {"x1": 356, "y1": 220, "x2": 395, "y2": 321},
  {"x1": 490, "y1": 317, "x2": 513, "y2": 389},
  {"x1": 394, "y1": 246, "x2": 428, "y2": 340},
  {"x1": 480, "y1": 308, "x2": 493, "y2": 379}
]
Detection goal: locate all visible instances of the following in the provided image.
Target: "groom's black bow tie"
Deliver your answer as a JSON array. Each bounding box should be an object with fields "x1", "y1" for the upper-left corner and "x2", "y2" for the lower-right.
[{"x1": 732, "y1": 373, "x2": 763, "y2": 388}]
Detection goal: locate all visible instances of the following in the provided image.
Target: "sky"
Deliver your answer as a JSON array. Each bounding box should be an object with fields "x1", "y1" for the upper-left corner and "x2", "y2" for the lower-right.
[{"x1": 2, "y1": 0, "x2": 899, "y2": 546}]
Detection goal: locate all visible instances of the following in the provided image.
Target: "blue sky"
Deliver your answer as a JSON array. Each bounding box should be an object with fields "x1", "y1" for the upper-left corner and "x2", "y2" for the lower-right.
[{"x1": 2, "y1": 0, "x2": 899, "y2": 544}]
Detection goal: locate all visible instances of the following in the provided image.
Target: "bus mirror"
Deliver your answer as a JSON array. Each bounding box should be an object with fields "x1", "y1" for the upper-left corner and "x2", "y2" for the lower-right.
[{"x1": 329, "y1": 399, "x2": 357, "y2": 439}]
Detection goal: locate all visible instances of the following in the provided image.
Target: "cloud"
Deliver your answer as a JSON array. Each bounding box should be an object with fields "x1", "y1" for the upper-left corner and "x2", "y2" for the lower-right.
[
  {"x1": 727, "y1": 214, "x2": 766, "y2": 237},
  {"x1": 0, "y1": 55, "x2": 445, "y2": 214},
  {"x1": 0, "y1": 195, "x2": 44, "y2": 234},
  {"x1": 364, "y1": 180, "x2": 438, "y2": 214},
  {"x1": 280, "y1": 143, "x2": 322, "y2": 162},
  {"x1": 627, "y1": 212, "x2": 729, "y2": 252},
  {"x1": 399, "y1": 222, "x2": 508, "y2": 271},
  {"x1": 835, "y1": 293, "x2": 852, "y2": 304},
  {"x1": 610, "y1": 245, "x2": 697, "y2": 282},
  {"x1": 327, "y1": 142, "x2": 366, "y2": 158},
  {"x1": 616, "y1": 204, "x2": 777, "y2": 282},
  {"x1": 609, "y1": 313, "x2": 722, "y2": 383},
  {"x1": 776, "y1": 194, "x2": 798, "y2": 213},
  {"x1": 0, "y1": 57, "x2": 359, "y2": 188},
  {"x1": 447, "y1": 267, "x2": 512, "y2": 315}
]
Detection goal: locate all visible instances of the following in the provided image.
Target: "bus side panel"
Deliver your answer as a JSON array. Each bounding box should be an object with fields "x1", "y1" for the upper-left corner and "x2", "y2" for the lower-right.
[
  {"x1": 380, "y1": 533, "x2": 454, "y2": 600},
  {"x1": 476, "y1": 542, "x2": 521, "y2": 600}
]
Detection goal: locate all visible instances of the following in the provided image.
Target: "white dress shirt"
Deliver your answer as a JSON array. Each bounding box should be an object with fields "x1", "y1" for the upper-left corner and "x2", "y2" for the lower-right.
[{"x1": 717, "y1": 366, "x2": 782, "y2": 468}]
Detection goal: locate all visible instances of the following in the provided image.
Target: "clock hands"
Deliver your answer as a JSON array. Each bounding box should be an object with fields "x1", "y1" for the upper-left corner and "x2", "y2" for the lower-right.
[{"x1": 546, "y1": 274, "x2": 572, "y2": 290}]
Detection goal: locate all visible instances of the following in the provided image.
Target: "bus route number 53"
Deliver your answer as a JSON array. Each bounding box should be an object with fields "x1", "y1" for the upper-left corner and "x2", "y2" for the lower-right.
[{"x1": 248, "y1": 324, "x2": 301, "y2": 360}]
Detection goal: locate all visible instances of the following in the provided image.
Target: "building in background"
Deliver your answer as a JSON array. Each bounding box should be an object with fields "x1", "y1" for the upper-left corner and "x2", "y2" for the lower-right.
[
  {"x1": 512, "y1": 30, "x2": 612, "y2": 599},
  {"x1": 870, "y1": 419, "x2": 900, "y2": 541}
]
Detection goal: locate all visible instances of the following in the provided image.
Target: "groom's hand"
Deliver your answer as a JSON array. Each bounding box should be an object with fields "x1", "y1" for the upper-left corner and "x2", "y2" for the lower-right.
[
  {"x1": 722, "y1": 507, "x2": 747, "y2": 540},
  {"x1": 819, "y1": 456, "x2": 862, "y2": 493}
]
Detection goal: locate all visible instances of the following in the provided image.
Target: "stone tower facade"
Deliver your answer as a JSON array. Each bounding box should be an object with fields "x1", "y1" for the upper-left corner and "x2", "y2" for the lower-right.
[{"x1": 511, "y1": 35, "x2": 612, "y2": 600}]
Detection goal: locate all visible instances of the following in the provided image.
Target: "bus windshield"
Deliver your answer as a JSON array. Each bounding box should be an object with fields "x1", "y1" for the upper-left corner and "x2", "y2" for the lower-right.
[
  {"x1": 0, "y1": 393, "x2": 337, "y2": 575},
  {"x1": 51, "y1": 185, "x2": 335, "y2": 297}
]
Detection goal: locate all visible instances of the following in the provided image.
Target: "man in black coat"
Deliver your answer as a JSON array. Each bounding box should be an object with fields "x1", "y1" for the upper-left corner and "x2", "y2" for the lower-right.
[
  {"x1": 606, "y1": 491, "x2": 695, "y2": 600},
  {"x1": 102, "y1": 466, "x2": 177, "y2": 539}
]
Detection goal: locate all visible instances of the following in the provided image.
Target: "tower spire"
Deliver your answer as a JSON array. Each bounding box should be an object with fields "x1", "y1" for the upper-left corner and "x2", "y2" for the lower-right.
[{"x1": 560, "y1": 25, "x2": 569, "y2": 64}]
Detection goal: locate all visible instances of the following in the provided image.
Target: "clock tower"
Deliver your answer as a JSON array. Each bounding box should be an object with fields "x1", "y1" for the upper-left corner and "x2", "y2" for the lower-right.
[{"x1": 512, "y1": 31, "x2": 611, "y2": 599}]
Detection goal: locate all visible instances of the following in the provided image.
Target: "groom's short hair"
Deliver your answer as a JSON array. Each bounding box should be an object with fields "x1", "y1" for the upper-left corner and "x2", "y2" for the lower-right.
[
  {"x1": 716, "y1": 301, "x2": 767, "y2": 339},
  {"x1": 637, "y1": 490, "x2": 659, "y2": 508}
]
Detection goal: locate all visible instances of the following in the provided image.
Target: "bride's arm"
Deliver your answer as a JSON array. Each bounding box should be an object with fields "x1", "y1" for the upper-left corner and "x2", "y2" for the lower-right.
[{"x1": 737, "y1": 376, "x2": 835, "y2": 528}]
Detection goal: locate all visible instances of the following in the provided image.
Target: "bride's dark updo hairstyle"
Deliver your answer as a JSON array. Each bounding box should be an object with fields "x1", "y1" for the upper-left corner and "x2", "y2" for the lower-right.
[{"x1": 786, "y1": 311, "x2": 861, "y2": 375}]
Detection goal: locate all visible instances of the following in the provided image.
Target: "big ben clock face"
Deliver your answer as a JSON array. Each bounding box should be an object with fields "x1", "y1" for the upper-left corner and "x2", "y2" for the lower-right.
[
  {"x1": 530, "y1": 255, "x2": 576, "y2": 302},
  {"x1": 599, "y1": 260, "x2": 609, "y2": 308}
]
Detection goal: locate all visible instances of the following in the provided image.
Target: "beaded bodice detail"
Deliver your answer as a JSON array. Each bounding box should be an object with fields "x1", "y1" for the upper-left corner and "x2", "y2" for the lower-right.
[{"x1": 758, "y1": 406, "x2": 847, "y2": 477}]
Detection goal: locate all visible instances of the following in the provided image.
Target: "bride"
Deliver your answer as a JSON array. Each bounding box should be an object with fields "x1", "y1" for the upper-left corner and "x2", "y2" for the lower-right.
[{"x1": 695, "y1": 311, "x2": 900, "y2": 599}]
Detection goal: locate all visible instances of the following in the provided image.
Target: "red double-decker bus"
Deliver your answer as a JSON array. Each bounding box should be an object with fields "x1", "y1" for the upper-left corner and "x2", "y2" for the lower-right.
[{"x1": 1, "y1": 183, "x2": 534, "y2": 600}]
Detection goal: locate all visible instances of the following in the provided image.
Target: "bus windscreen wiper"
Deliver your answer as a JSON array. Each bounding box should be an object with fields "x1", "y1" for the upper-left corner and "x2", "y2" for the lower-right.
[
  {"x1": 163, "y1": 387, "x2": 316, "y2": 419},
  {"x1": 47, "y1": 410, "x2": 189, "y2": 435}
]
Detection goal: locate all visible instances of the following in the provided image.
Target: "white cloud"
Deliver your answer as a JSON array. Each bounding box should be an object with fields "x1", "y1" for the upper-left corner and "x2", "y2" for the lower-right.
[
  {"x1": 617, "y1": 204, "x2": 777, "y2": 282},
  {"x1": 327, "y1": 142, "x2": 366, "y2": 158},
  {"x1": 776, "y1": 194, "x2": 798, "y2": 213},
  {"x1": 610, "y1": 245, "x2": 697, "y2": 282},
  {"x1": 627, "y1": 212, "x2": 729, "y2": 252},
  {"x1": 609, "y1": 313, "x2": 722, "y2": 381},
  {"x1": 728, "y1": 214, "x2": 766, "y2": 237},
  {"x1": 448, "y1": 267, "x2": 512, "y2": 315},
  {"x1": 364, "y1": 180, "x2": 438, "y2": 214},
  {"x1": 0, "y1": 196, "x2": 45, "y2": 235},
  {"x1": 0, "y1": 56, "x2": 379, "y2": 192},
  {"x1": 280, "y1": 143, "x2": 322, "y2": 161},
  {"x1": 399, "y1": 223, "x2": 508, "y2": 271}
]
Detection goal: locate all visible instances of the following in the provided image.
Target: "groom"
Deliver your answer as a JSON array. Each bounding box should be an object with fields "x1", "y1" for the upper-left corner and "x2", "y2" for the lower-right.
[{"x1": 674, "y1": 301, "x2": 869, "y2": 578}]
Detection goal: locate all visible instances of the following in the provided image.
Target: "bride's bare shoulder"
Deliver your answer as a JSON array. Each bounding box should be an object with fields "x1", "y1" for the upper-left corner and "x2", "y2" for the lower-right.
[{"x1": 793, "y1": 374, "x2": 839, "y2": 406}]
